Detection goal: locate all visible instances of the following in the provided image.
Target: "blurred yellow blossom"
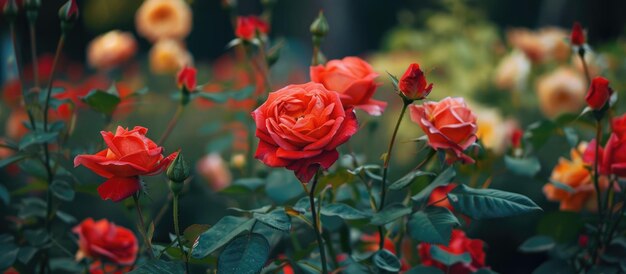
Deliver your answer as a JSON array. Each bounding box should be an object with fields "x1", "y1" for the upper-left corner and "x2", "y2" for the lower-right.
[{"x1": 149, "y1": 39, "x2": 193, "y2": 74}]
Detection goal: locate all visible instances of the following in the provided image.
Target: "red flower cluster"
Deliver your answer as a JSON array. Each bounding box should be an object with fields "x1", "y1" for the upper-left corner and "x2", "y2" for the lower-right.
[
  {"x1": 235, "y1": 16, "x2": 270, "y2": 40},
  {"x1": 418, "y1": 229, "x2": 487, "y2": 274},
  {"x1": 74, "y1": 126, "x2": 177, "y2": 202}
]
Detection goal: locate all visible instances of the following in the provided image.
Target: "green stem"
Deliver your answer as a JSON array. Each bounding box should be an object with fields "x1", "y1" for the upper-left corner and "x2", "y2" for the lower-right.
[
  {"x1": 173, "y1": 194, "x2": 189, "y2": 273},
  {"x1": 9, "y1": 23, "x2": 37, "y2": 129},
  {"x1": 133, "y1": 193, "x2": 154, "y2": 258},
  {"x1": 591, "y1": 120, "x2": 604, "y2": 264},
  {"x1": 578, "y1": 48, "x2": 592, "y2": 85},
  {"x1": 158, "y1": 104, "x2": 185, "y2": 146},
  {"x1": 43, "y1": 35, "x2": 65, "y2": 132},
  {"x1": 309, "y1": 170, "x2": 328, "y2": 273},
  {"x1": 29, "y1": 23, "x2": 39, "y2": 89},
  {"x1": 378, "y1": 100, "x2": 410, "y2": 250}
]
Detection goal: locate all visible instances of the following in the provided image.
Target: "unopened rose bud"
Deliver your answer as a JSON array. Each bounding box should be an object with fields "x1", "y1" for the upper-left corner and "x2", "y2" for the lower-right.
[
  {"x1": 570, "y1": 22, "x2": 585, "y2": 47},
  {"x1": 58, "y1": 0, "x2": 79, "y2": 32},
  {"x1": 3, "y1": 0, "x2": 19, "y2": 22},
  {"x1": 176, "y1": 66, "x2": 197, "y2": 105},
  {"x1": 230, "y1": 153, "x2": 246, "y2": 169},
  {"x1": 398, "y1": 63, "x2": 433, "y2": 100},
  {"x1": 585, "y1": 76, "x2": 611, "y2": 110},
  {"x1": 166, "y1": 152, "x2": 189, "y2": 184},
  {"x1": 25, "y1": 0, "x2": 41, "y2": 22},
  {"x1": 310, "y1": 11, "x2": 329, "y2": 38}
]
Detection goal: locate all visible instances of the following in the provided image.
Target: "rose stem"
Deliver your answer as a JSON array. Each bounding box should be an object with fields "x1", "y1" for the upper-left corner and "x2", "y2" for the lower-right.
[
  {"x1": 173, "y1": 194, "x2": 189, "y2": 273},
  {"x1": 133, "y1": 193, "x2": 155, "y2": 258},
  {"x1": 590, "y1": 119, "x2": 604, "y2": 264},
  {"x1": 29, "y1": 23, "x2": 39, "y2": 89},
  {"x1": 378, "y1": 99, "x2": 410, "y2": 250},
  {"x1": 8, "y1": 23, "x2": 37, "y2": 130},
  {"x1": 157, "y1": 103, "x2": 185, "y2": 146},
  {"x1": 577, "y1": 47, "x2": 592, "y2": 85},
  {"x1": 309, "y1": 169, "x2": 328, "y2": 273}
]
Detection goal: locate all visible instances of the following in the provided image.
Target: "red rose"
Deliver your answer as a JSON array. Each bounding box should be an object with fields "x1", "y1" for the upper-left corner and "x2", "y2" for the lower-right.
[
  {"x1": 89, "y1": 260, "x2": 132, "y2": 274},
  {"x1": 398, "y1": 63, "x2": 433, "y2": 100},
  {"x1": 585, "y1": 76, "x2": 611, "y2": 110},
  {"x1": 74, "y1": 126, "x2": 177, "y2": 201},
  {"x1": 570, "y1": 22, "x2": 585, "y2": 46},
  {"x1": 252, "y1": 82, "x2": 358, "y2": 182},
  {"x1": 310, "y1": 56, "x2": 387, "y2": 116},
  {"x1": 177, "y1": 65, "x2": 197, "y2": 91},
  {"x1": 583, "y1": 113, "x2": 626, "y2": 177},
  {"x1": 235, "y1": 16, "x2": 269, "y2": 40},
  {"x1": 418, "y1": 229, "x2": 487, "y2": 274},
  {"x1": 73, "y1": 218, "x2": 138, "y2": 265},
  {"x1": 428, "y1": 184, "x2": 457, "y2": 211},
  {"x1": 409, "y1": 97, "x2": 478, "y2": 164}
]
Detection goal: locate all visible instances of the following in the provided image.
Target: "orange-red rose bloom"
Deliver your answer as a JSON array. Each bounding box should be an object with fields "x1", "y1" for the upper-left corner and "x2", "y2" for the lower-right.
[
  {"x1": 570, "y1": 22, "x2": 585, "y2": 46},
  {"x1": 418, "y1": 229, "x2": 487, "y2": 274},
  {"x1": 409, "y1": 97, "x2": 478, "y2": 164},
  {"x1": 399, "y1": 63, "x2": 433, "y2": 100},
  {"x1": 177, "y1": 65, "x2": 197, "y2": 91},
  {"x1": 235, "y1": 16, "x2": 269, "y2": 40},
  {"x1": 585, "y1": 76, "x2": 611, "y2": 110},
  {"x1": 310, "y1": 56, "x2": 387, "y2": 116},
  {"x1": 584, "y1": 114, "x2": 626, "y2": 177},
  {"x1": 252, "y1": 82, "x2": 358, "y2": 182},
  {"x1": 73, "y1": 218, "x2": 138, "y2": 265},
  {"x1": 544, "y1": 143, "x2": 597, "y2": 211},
  {"x1": 74, "y1": 126, "x2": 177, "y2": 201}
]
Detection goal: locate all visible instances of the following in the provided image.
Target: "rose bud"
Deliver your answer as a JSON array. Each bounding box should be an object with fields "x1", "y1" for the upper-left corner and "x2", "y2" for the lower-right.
[
  {"x1": 570, "y1": 22, "x2": 585, "y2": 47},
  {"x1": 177, "y1": 65, "x2": 197, "y2": 92},
  {"x1": 166, "y1": 151, "x2": 189, "y2": 183},
  {"x1": 398, "y1": 63, "x2": 433, "y2": 100},
  {"x1": 58, "y1": 0, "x2": 78, "y2": 32},
  {"x1": 252, "y1": 82, "x2": 358, "y2": 182},
  {"x1": 310, "y1": 11, "x2": 329, "y2": 38},
  {"x1": 235, "y1": 16, "x2": 270, "y2": 41},
  {"x1": 585, "y1": 76, "x2": 611, "y2": 110},
  {"x1": 73, "y1": 218, "x2": 138, "y2": 266},
  {"x1": 409, "y1": 97, "x2": 478, "y2": 164}
]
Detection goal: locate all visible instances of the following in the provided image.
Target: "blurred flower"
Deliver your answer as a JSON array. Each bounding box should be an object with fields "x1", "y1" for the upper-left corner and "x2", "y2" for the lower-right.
[
  {"x1": 544, "y1": 143, "x2": 601, "y2": 211},
  {"x1": 428, "y1": 184, "x2": 456, "y2": 211},
  {"x1": 507, "y1": 27, "x2": 570, "y2": 63},
  {"x1": 398, "y1": 63, "x2": 433, "y2": 100},
  {"x1": 585, "y1": 76, "x2": 611, "y2": 110},
  {"x1": 409, "y1": 97, "x2": 477, "y2": 164},
  {"x1": 310, "y1": 56, "x2": 386, "y2": 116},
  {"x1": 252, "y1": 82, "x2": 358, "y2": 183},
  {"x1": 493, "y1": 51, "x2": 530, "y2": 91},
  {"x1": 74, "y1": 126, "x2": 178, "y2": 202},
  {"x1": 235, "y1": 15, "x2": 269, "y2": 40},
  {"x1": 197, "y1": 153, "x2": 232, "y2": 192},
  {"x1": 87, "y1": 30, "x2": 137, "y2": 70},
  {"x1": 177, "y1": 65, "x2": 197, "y2": 91},
  {"x1": 6, "y1": 109, "x2": 29, "y2": 140},
  {"x1": 2, "y1": 79, "x2": 21, "y2": 108},
  {"x1": 149, "y1": 39, "x2": 193, "y2": 74},
  {"x1": 536, "y1": 67, "x2": 586, "y2": 118},
  {"x1": 472, "y1": 105, "x2": 518, "y2": 155},
  {"x1": 73, "y1": 218, "x2": 138, "y2": 265},
  {"x1": 230, "y1": 153, "x2": 246, "y2": 169},
  {"x1": 135, "y1": 0, "x2": 192, "y2": 42},
  {"x1": 570, "y1": 22, "x2": 585, "y2": 47},
  {"x1": 361, "y1": 233, "x2": 396, "y2": 254},
  {"x1": 418, "y1": 229, "x2": 487, "y2": 274}
]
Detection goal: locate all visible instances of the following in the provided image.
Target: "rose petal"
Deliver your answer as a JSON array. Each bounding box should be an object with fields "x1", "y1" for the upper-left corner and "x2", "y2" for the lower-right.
[{"x1": 97, "y1": 177, "x2": 141, "y2": 202}]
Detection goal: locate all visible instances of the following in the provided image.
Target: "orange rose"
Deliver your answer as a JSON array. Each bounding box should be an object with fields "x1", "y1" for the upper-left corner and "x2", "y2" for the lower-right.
[
  {"x1": 73, "y1": 218, "x2": 138, "y2": 265},
  {"x1": 135, "y1": 0, "x2": 192, "y2": 42},
  {"x1": 87, "y1": 30, "x2": 137, "y2": 70},
  {"x1": 310, "y1": 57, "x2": 387, "y2": 116},
  {"x1": 74, "y1": 126, "x2": 177, "y2": 201},
  {"x1": 409, "y1": 97, "x2": 478, "y2": 164},
  {"x1": 252, "y1": 82, "x2": 358, "y2": 182},
  {"x1": 536, "y1": 67, "x2": 586, "y2": 118},
  {"x1": 544, "y1": 143, "x2": 598, "y2": 211}
]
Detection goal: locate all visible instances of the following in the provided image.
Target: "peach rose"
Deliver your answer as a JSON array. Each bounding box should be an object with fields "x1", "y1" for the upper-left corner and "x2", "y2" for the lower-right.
[
  {"x1": 252, "y1": 82, "x2": 358, "y2": 182},
  {"x1": 536, "y1": 67, "x2": 586, "y2": 118},
  {"x1": 507, "y1": 27, "x2": 570, "y2": 63},
  {"x1": 493, "y1": 51, "x2": 530, "y2": 91},
  {"x1": 149, "y1": 39, "x2": 193, "y2": 74},
  {"x1": 409, "y1": 97, "x2": 478, "y2": 164},
  {"x1": 135, "y1": 0, "x2": 192, "y2": 42},
  {"x1": 310, "y1": 57, "x2": 387, "y2": 116},
  {"x1": 87, "y1": 30, "x2": 137, "y2": 70}
]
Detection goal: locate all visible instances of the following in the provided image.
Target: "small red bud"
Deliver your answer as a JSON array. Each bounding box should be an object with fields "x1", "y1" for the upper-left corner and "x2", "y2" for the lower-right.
[
  {"x1": 398, "y1": 63, "x2": 433, "y2": 100},
  {"x1": 177, "y1": 66, "x2": 197, "y2": 92},
  {"x1": 235, "y1": 16, "x2": 269, "y2": 41},
  {"x1": 570, "y1": 22, "x2": 585, "y2": 46},
  {"x1": 585, "y1": 76, "x2": 611, "y2": 110}
]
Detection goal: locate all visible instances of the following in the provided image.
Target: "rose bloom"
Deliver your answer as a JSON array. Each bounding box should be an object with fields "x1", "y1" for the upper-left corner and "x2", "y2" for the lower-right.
[
  {"x1": 409, "y1": 97, "x2": 478, "y2": 164},
  {"x1": 73, "y1": 218, "x2": 138, "y2": 265},
  {"x1": 536, "y1": 67, "x2": 586, "y2": 118},
  {"x1": 544, "y1": 143, "x2": 601, "y2": 212},
  {"x1": 135, "y1": 0, "x2": 192, "y2": 42},
  {"x1": 418, "y1": 229, "x2": 487, "y2": 274},
  {"x1": 472, "y1": 105, "x2": 518, "y2": 155},
  {"x1": 585, "y1": 76, "x2": 612, "y2": 110},
  {"x1": 252, "y1": 82, "x2": 358, "y2": 182},
  {"x1": 177, "y1": 65, "x2": 197, "y2": 91},
  {"x1": 74, "y1": 126, "x2": 177, "y2": 202},
  {"x1": 235, "y1": 15, "x2": 270, "y2": 40},
  {"x1": 149, "y1": 39, "x2": 193, "y2": 74},
  {"x1": 87, "y1": 30, "x2": 137, "y2": 70},
  {"x1": 196, "y1": 153, "x2": 232, "y2": 192},
  {"x1": 507, "y1": 27, "x2": 570, "y2": 63},
  {"x1": 493, "y1": 51, "x2": 530, "y2": 91},
  {"x1": 584, "y1": 114, "x2": 626, "y2": 178},
  {"x1": 310, "y1": 56, "x2": 387, "y2": 116}
]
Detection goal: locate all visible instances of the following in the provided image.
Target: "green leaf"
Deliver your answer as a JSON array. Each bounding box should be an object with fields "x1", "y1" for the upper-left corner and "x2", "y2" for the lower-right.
[
  {"x1": 429, "y1": 245, "x2": 471, "y2": 266},
  {"x1": 49, "y1": 258, "x2": 82, "y2": 273},
  {"x1": 562, "y1": 127, "x2": 579, "y2": 147},
  {"x1": 0, "y1": 239, "x2": 18, "y2": 270},
  {"x1": 191, "y1": 216, "x2": 255, "y2": 258},
  {"x1": 407, "y1": 207, "x2": 459, "y2": 245},
  {"x1": 17, "y1": 198, "x2": 46, "y2": 219},
  {"x1": 183, "y1": 224, "x2": 210, "y2": 248},
  {"x1": 0, "y1": 184, "x2": 9, "y2": 205},
  {"x1": 525, "y1": 120, "x2": 556, "y2": 151},
  {"x1": 50, "y1": 180, "x2": 75, "y2": 201},
  {"x1": 17, "y1": 246, "x2": 37, "y2": 264},
  {"x1": 217, "y1": 233, "x2": 270, "y2": 274},
  {"x1": 81, "y1": 89, "x2": 121, "y2": 115},
  {"x1": 265, "y1": 170, "x2": 303, "y2": 204},
  {"x1": 548, "y1": 181, "x2": 575, "y2": 193},
  {"x1": 411, "y1": 167, "x2": 456, "y2": 204},
  {"x1": 320, "y1": 203, "x2": 370, "y2": 220},
  {"x1": 253, "y1": 209, "x2": 291, "y2": 232},
  {"x1": 195, "y1": 86, "x2": 255, "y2": 103},
  {"x1": 518, "y1": 235, "x2": 555, "y2": 253},
  {"x1": 24, "y1": 229, "x2": 48, "y2": 246},
  {"x1": 0, "y1": 154, "x2": 26, "y2": 169},
  {"x1": 129, "y1": 259, "x2": 184, "y2": 274},
  {"x1": 537, "y1": 211, "x2": 584, "y2": 243},
  {"x1": 372, "y1": 249, "x2": 401, "y2": 272},
  {"x1": 389, "y1": 170, "x2": 436, "y2": 190},
  {"x1": 447, "y1": 184, "x2": 541, "y2": 219},
  {"x1": 19, "y1": 132, "x2": 58, "y2": 150},
  {"x1": 532, "y1": 259, "x2": 573, "y2": 274},
  {"x1": 371, "y1": 203, "x2": 412, "y2": 226},
  {"x1": 504, "y1": 156, "x2": 541, "y2": 177},
  {"x1": 405, "y1": 266, "x2": 445, "y2": 274},
  {"x1": 386, "y1": 71, "x2": 400, "y2": 91},
  {"x1": 56, "y1": 210, "x2": 77, "y2": 224}
]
